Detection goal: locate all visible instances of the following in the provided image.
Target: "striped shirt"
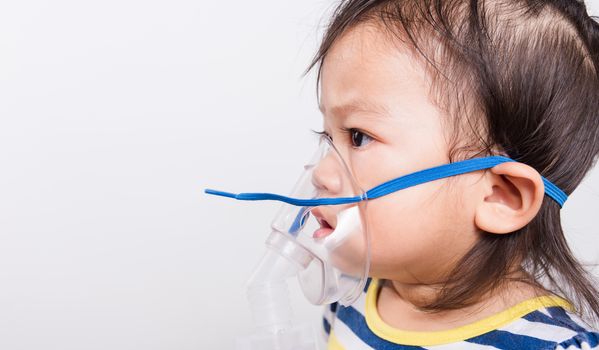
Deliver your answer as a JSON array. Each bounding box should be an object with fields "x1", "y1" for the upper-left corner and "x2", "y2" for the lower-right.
[{"x1": 322, "y1": 279, "x2": 599, "y2": 349}]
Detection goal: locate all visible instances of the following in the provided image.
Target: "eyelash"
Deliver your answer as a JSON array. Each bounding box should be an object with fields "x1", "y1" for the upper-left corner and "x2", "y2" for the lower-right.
[{"x1": 311, "y1": 128, "x2": 374, "y2": 149}]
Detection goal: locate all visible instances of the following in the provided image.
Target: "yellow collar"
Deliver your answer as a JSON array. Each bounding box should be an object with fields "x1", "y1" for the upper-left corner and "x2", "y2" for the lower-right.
[{"x1": 364, "y1": 278, "x2": 573, "y2": 346}]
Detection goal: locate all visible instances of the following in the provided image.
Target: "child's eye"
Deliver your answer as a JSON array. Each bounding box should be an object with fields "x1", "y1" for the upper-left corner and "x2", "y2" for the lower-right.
[
  {"x1": 347, "y1": 128, "x2": 373, "y2": 148},
  {"x1": 311, "y1": 128, "x2": 373, "y2": 149}
]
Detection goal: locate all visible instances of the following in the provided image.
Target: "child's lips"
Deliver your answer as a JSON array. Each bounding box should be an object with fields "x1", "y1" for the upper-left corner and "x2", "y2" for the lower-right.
[
  {"x1": 311, "y1": 208, "x2": 335, "y2": 239},
  {"x1": 313, "y1": 221, "x2": 334, "y2": 239}
]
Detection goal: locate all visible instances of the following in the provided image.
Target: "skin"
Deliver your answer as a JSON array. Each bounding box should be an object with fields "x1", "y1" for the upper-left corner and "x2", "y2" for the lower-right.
[{"x1": 311, "y1": 22, "x2": 548, "y2": 331}]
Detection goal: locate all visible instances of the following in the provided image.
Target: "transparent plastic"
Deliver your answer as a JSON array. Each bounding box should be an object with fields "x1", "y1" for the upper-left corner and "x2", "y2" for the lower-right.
[
  {"x1": 268, "y1": 136, "x2": 370, "y2": 306},
  {"x1": 235, "y1": 236, "x2": 317, "y2": 350},
  {"x1": 234, "y1": 136, "x2": 371, "y2": 349}
]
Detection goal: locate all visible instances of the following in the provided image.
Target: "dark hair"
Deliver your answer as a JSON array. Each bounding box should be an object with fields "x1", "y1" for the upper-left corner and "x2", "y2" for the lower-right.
[{"x1": 304, "y1": 0, "x2": 599, "y2": 324}]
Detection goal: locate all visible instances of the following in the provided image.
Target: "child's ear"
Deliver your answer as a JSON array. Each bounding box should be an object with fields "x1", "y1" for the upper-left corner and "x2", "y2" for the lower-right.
[{"x1": 474, "y1": 162, "x2": 545, "y2": 234}]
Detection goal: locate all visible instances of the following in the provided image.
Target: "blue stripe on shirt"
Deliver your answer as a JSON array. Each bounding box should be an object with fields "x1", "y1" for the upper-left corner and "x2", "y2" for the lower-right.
[
  {"x1": 330, "y1": 302, "x2": 338, "y2": 313},
  {"x1": 547, "y1": 306, "x2": 587, "y2": 333},
  {"x1": 466, "y1": 329, "x2": 555, "y2": 349},
  {"x1": 556, "y1": 331, "x2": 599, "y2": 349},
  {"x1": 523, "y1": 310, "x2": 576, "y2": 330},
  {"x1": 323, "y1": 317, "x2": 331, "y2": 335},
  {"x1": 363, "y1": 278, "x2": 372, "y2": 293},
  {"x1": 336, "y1": 305, "x2": 426, "y2": 350}
]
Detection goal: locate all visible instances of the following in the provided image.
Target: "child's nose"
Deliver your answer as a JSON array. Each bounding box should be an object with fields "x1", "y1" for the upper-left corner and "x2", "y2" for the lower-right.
[{"x1": 311, "y1": 151, "x2": 343, "y2": 196}]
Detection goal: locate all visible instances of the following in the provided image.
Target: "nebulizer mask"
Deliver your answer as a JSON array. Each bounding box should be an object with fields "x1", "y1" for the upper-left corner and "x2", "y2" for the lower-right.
[
  {"x1": 207, "y1": 135, "x2": 370, "y2": 350},
  {"x1": 204, "y1": 134, "x2": 567, "y2": 350}
]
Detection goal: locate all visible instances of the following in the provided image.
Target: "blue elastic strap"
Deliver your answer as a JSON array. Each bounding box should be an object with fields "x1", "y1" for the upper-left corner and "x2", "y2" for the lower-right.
[{"x1": 204, "y1": 155, "x2": 568, "y2": 208}]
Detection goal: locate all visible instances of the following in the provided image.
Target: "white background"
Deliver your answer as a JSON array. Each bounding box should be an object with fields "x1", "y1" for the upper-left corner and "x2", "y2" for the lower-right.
[{"x1": 1, "y1": 1, "x2": 598, "y2": 349}]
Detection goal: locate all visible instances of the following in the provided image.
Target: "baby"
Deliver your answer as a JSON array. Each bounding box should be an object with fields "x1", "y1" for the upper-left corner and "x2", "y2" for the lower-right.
[{"x1": 304, "y1": 0, "x2": 599, "y2": 349}]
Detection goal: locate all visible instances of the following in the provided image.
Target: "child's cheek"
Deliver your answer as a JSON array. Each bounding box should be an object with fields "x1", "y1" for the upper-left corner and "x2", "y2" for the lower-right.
[{"x1": 366, "y1": 180, "x2": 476, "y2": 282}]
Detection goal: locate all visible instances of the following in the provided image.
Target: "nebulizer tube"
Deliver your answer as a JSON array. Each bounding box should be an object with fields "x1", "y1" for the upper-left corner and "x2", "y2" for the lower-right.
[{"x1": 235, "y1": 229, "x2": 319, "y2": 350}]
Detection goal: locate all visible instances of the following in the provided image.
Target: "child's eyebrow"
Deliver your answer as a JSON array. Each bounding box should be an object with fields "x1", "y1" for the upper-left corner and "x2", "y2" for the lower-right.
[{"x1": 318, "y1": 99, "x2": 391, "y2": 119}]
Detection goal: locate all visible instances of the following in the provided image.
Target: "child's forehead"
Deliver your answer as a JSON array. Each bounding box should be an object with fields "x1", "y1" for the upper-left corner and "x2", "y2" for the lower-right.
[
  {"x1": 321, "y1": 22, "x2": 409, "y2": 67},
  {"x1": 318, "y1": 23, "x2": 433, "y2": 125},
  {"x1": 318, "y1": 97, "x2": 391, "y2": 120}
]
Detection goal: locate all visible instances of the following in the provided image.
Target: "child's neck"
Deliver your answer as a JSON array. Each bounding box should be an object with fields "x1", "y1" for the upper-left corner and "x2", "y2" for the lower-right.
[{"x1": 377, "y1": 278, "x2": 547, "y2": 332}]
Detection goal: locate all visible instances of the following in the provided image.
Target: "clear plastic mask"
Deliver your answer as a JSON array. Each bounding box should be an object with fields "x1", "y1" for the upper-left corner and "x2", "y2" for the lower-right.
[{"x1": 266, "y1": 135, "x2": 369, "y2": 305}]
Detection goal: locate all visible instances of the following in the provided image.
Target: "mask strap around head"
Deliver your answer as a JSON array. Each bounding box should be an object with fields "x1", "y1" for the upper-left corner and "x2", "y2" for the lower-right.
[{"x1": 204, "y1": 155, "x2": 568, "y2": 208}]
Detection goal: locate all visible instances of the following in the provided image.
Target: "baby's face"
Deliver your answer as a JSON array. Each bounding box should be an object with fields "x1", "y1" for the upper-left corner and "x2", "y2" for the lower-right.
[{"x1": 315, "y1": 23, "x2": 484, "y2": 284}]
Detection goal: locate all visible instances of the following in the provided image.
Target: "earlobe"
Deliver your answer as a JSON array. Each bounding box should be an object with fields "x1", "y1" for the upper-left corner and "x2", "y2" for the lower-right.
[{"x1": 474, "y1": 162, "x2": 545, "y2": 234}]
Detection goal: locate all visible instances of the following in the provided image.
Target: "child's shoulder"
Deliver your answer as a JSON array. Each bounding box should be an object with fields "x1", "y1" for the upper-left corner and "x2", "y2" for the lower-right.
[{"x1": 322, "y1": 278, "x2": 599, "y2": 349}]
